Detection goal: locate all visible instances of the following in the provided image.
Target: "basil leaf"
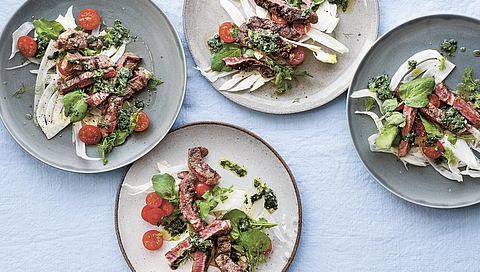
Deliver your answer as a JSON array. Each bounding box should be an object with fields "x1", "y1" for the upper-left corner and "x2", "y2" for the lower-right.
[
  {"x1": 33, "y1": 18, "x2": 65, "y2": 40},
  {"x1": 152, "y1": 173, "x2": 177, "y2": 202},
  {"x1": 210, "y1": 43, "x2": 242, "y2": 72},
  {"x1": 399, "y1": 76, "x2": 435, "y2": 108}
]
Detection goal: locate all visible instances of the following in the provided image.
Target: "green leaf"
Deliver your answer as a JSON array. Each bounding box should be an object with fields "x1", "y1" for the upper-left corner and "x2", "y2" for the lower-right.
[
  {"x1": 33, "y1": 18, "x2": 65, "y2": 40},
  {"x1": 152, "y1": 173, "x2": 177, "y2": 202},
  {"x1": 210, "y1": 43, "x2": 242, "y2": 72},
  {"x1": 63, "y1": 90, "x2": 89, "y2": 122},
  {"x1": 399, "y1": 76, "x2": 435, "y2": 108},
  {"x1": 375, "y1": 124, "x2": 400, "y2": 149},
  {"x1": 419, "y1": 115, "x2": 444, "y2": 138}
]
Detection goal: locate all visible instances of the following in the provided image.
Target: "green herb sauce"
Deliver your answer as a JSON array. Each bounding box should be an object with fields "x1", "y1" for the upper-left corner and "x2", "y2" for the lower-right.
[{"x1": 219, "y1": 158, "x2": 247, "y2": 177}]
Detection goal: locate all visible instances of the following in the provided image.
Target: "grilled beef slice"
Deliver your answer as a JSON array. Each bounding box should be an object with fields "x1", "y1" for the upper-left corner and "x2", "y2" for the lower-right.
[
  {"x1": 179, "y1": 172, "x2": 204, "y2": 232},
  {"x1": 188, "y1": 147, "x2": 221, "y2": 186},
  {"x1": 223, "y1": 57, "x2": 275, "y2": 78},
  {"x1": 398, "y1": 105, "x2": 417, "y2": 157},
  {"x1": 55, "y1": 29, "x2": 103, "y2": 50},
  {"x1": 435, "y1": 83, "x2": 480, "y2": 127},
  {"x1": 254, "y1": 0, "x2": 318, "y2": 24}
]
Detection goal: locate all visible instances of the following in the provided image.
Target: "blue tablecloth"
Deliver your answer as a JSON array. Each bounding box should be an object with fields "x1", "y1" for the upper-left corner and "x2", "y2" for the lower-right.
[{"x1": 2, "y1": 0, "x2": 480, "y2": 271}]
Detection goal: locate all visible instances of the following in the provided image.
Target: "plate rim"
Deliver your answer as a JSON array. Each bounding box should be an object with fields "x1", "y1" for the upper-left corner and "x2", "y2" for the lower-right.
[
  {"x1": 0, "y1": 0, "x2": 187, "y2": 173},
  {"x1": 182, "y1": 0, "x2": 380, "y2": 114},
  {"x1": 114, "y1": 121, "x2": 303, "y2": 271},
  {"x1": 346, "y1": 13, "x2": 480, "y2": 209}
]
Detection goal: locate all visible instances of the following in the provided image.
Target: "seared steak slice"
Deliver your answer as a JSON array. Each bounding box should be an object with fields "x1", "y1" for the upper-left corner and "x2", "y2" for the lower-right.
[
  {"x1": 192, "y1": 251, "x2": 209, "y2": 272},
  {"x1": 223, "y1": 57, "x2": 275, "y2": 78},
  {"x1": 418, "y1": 102, "x2": 471, "y2": 135},
  {"x1": 55, "y1": 29, "x2": 102, "y2": 50},
  {"x1": 85, "y1": 91, "x2": 110, "y2": 107},
  {"x1": 247, "y1": 16, "x2": 302, "y2": 41},
  {"x1": 99, "y1": 95, "x2": 121, "y2": 138},
  {"x1": 58, "y1": 67, "x2": 116, "y2": 94},
  {"x1": 179, "y1": 172, "x2": 204, "y2": 231},
  {"x1": 398, "y1": 105, "x2": 417, "y2": 157},
  {"x1": 215, "y1": 254, "x2": 247, "y2": 272},
  {"x1": 197, "y1": 219, "x2": 232, "y2": 238},
  {"x1": 254, "y1": 0, "x2": 318, "y2": 24},
  {"x1": 435, "y1": 83, "x2": 480, "y2": 127},
  {"x1": 66, "y1": 53, "x2": 115, "y2": 72},
  {"x1": 116, "y1": 53, "x2": 143, "y2": 71},
  {"x1": 124, "y1": 67, "x2": 152, "y2": 98},
  {"x1": 188, "y1": 147, "x2": 221, "y2": 186}
]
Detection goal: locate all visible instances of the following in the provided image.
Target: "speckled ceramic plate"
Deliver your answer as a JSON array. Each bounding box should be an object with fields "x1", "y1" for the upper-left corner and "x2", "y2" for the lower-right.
[
  {"x1": 348, "y1": 14, "x2": 480, "y2": 208},
  {"x1": 0, "y1": 0, "x2": 185, "y2": 173},
  {"x1": 184, "y1": 0, "x2": 379, "y2": 114},
  {"x1": 115, "y1": 121, "x2": 301, "y2": 271}
]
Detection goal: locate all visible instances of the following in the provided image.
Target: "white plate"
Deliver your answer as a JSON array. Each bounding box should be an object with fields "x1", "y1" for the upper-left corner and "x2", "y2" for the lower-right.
[
  {"x1": 0, "y1": 0, "x2": 186, "y2": 173},
  {"x1": 183, "y1": 0, "x2": 379, "y2": 114},
  {"x1": 115, "y1": 121, "x2": 301, "y2": 271}
]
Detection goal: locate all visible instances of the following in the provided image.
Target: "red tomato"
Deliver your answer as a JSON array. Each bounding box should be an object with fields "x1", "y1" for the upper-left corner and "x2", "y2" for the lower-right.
[
  {"x1": 219, "y1": 22, "x2": 236, "y2": 43},
  {"x1": 141, "y1": 205, "x2": 165, "y2": 225},
  {"x1": 271, "y1": 14, "x2": 287, "y2": 25},
  {"x1": 285, "y1": 46, "x2": 306, "y2": 66},
  {"x1": 134, "y1": 111, "x2": 150, "y2": 132},
  {"x1": 78, "y1": 8, "x2": 101, "y2": 30},
  {"x1": 142, "y1": 230, "x2": 164, "y2": 251},
  {"x1": 17, "y1": 36, "x2": 37, "y2": 57},
  {"x1": 78, "y1": 125, "x2": 102, "y2": 145},
  {"x1": 145, "y1": 192, "x2": 163, "y2": 208},
  {"x1": 421, "y1": 141, "x2": 444, "y2": 159},
  {"x1": 293, "y1": 22, "x2": 311, "y2": 35},
  {"x1": 428, "y1": 93, "x2": 441, "y2": 108},
  {"x1": 264, "y1": 242, "x2": 273, "y2": 255},
  {"x1": 160, "y1": 200, "x2": 174, "y2": 216},
  {"x1": 195, "y1": 182, "x2": 213, "y2": 199},
  {"x1": 57, "y1": 57, "x2": 73, "y2": 76}
]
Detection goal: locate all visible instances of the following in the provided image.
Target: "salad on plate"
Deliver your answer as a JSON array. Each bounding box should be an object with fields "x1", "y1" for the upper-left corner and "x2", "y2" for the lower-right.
[
  {"x1": 351, "y1": 43, "x2": 480, "y2": 182},
  {"x1": 7, "y1": 6, "x2": 160, "y2": 164}
]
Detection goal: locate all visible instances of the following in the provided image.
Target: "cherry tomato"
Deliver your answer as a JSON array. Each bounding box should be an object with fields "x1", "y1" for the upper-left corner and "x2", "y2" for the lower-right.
[
  {"x1": 145, "y1": 192, "x2": 163, "y2": 208},
  {"x1": 264, "y1": 242, "x2": 273, "y2": 255},
  {"x1": 141, "y1": 205, "x2": 165, "y2": 225},
  {"x1": 57, "y1": 57, "x2": 73, "y2": 76},
  {"x1": 428, "y1": 93, "x2": 441, "y2": 108},
  {"x1": 285, "y1": 46, "x2": 306, "y2": 66},
  {"x1": 195, "y1": 182, "x2": 213, "y2": 199},
  {"x1": 421, "y1": 140, "x2": 444, "y2": 159},
  {"x1": 293, "y1": 22, "x2": 311, "y2": 35},
  {"x1": 160, "y1": 200, "x2": 174, "y2": 216},
  {"x1": 134, "y1": 111, "x2": 150, "y2": 132},
  {"x1": 17, "y1": 36, "x2": 37, "y2": 57},
  {"x1": 142, "y1": 230, "x2": 164, "y2": 251},
  {"x1": 219, "y1": 22, "x2": 236, "y2": 43},
  {"x1": 78, "y1": 125, "x2": 102, "y2": 145},
  {"x1": 271, "y1": 14, "x2": 287, "y2": 25},
  {"x1": 78, "y1": 8, "x2": 101, "y2": 30}
]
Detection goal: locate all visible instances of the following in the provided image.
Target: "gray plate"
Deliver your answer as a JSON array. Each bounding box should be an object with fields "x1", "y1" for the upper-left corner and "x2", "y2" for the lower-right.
[
  {"x1": 115, "y1": 121, "x2": 301, "y2": 271},
  {"x1": 347, "y1": 14, "x2": 480, "y2": 208},
  {"x1": 184, "y1": 0, "x2": 379, "y2": 114},
  {"x1": 0, "y1": 0, "x2": 186, "y2": 173}
]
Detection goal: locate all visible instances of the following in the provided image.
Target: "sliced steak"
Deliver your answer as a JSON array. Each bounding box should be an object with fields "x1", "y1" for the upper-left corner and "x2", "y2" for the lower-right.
[
  {"x1": 66, "y1": 53, "x2": 115, "y2": 72},
  {"x1": 55, "y1": 29, "x2": 102, "y2": 50},
  {"x1": 58, "y1": 67, "x2": 116, "y2": 94},
  {"x1": 418, "y1": 102, "x2": 471, "y2": 135},
  {"x1": 254, "y1": 0, "x2": 318, "y2": 24},
  {"x1": 116, "y1": 53, "x2": 143, "y2": 70},
  {"x1": 398, "y1": 105, "x2": 417, "y2": 157},
  {"x1": 246, "y1": 16, "x2": 302, "y2": 41},
  {"x1": 99, "y1": 95, "x2": 122, "y2": 138},
  {"x1": 188, "y1": 147, "x2": 222, "y2": 186},
  {"x1": 215, "y1": 235, "x2": 232, "y2": 255},
  {"x1": 223, "y1": 57, "x2": 275, "y2": 78},
  {"x1": 215, "y1": 254, "x2": 246, "y2": 272},
  {"x1": 197, "y1": 219, "x2": 232, "y2": 238},
  {"x1": 179, "y1": 172, "x2": 204, "y2": 232},
  {"x1": 124, "y1": 67, "x2": 152, "y2": 98},
  {"x1": 435, "y1": 83, "x2": 480, "y2": 127},
  {"x1": 85, "y1": 91, "x2": 110, "y2": 107},
  {"x1": 192, "y1": 251, "x2": 209, "y2": 272}
]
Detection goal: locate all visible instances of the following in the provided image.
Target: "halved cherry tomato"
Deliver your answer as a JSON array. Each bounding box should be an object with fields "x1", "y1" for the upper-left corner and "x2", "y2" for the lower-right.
[
  {"x1": 142, "y1": 230, "x2": 164, "y2": 251},
  {"x1": 57, "y1": 57, "x2": 73, "y2": 76},
  {"x1": 293, "y1": 22, "x2": 311, "y2": 35},
  {"x1": 134, "y1": 111, "x2": 150, "y2": 132},
  {"x1": 219, "y1": 22, "x2": 236, "y2": 43},
  {"x1": 17, "y1": 36, "x2": 37, "y2": 57},
  {"x1": 78, "y1": 8, "x2": 101, "y2": 30},
  {"x1": 195, "y1": 182, "x2": 213, "y2": 199},
  {"x1": 428, "y1": 93, "x2": 441, "y2": 108},
  {"x1": 285, "y1": 46, "x2": 306, "y2": 66},
  {"x1": 78, "y1": 125, "x2": 102, "y2": 145},
  {"x1": 160, "y1": 200, "x2": 174, "y2": 216},
  {"x1": 271, "y1": 14, "x2": 287, "y2": 25},
  {"x1": 141, "y1": 205, "x2": 165, "y2": 225},
  {"x1": 145, "y1": 192, "x2": 163, "y2": 208},
  {"x1": 421, "y1": 140, "x2": 444, "y2": 159},
  {"x1": 263, "y1": 242, "x2": 273, "y2": 255}
]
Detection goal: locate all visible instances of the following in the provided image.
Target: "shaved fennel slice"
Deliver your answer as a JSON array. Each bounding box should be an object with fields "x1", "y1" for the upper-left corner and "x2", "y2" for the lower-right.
[
  {"x1": 402, "y1": 59, "x2": 439, "y2": 82},
  {"x1": 55, "y1": 5, "x2": 76, "y2": 30},
  {"x1": 226, "y1": 73, "x2": 263, "y2": 92},
  {"x1": 72, "y1": 122, "x2": 102, "y2": 161},
  {"x1": 5, "y1": 59, "x2": 36, "y2": 70},
  {"x1": 313, "y1": 1, "x2": 339, "y2": 33},
  {"x1": 399, "y1": 147, "x2": 428, "y2": 167},
  {"x1": 219, "y1": 71, "x2": 255, "y2": 90},
  {"x1": 212, "y1": 189, "x2": 248, "y2": 213},
  {"x1": 220, "y1": 0, "x2": 246, "y2": 27},
  {"x1": 34, "y1": 40, "x2": 58, "y2": 115},
  {"x1": 460, "y1": 167, "x2": 480, "y2": 178},
  {"x1": 305, "y1": 28, "x2": 348, "y2": 53},
  {"x1": 281, "y1": 36, "x2": 337, "y2": 64},
  {"x1": 36, "y1": 78, "x2": 58, "y2": 135},
  {"x1": 10, "y1": 21, "x2": 34, "y2": 59},
  {"x1": 442, "y1": 137, "x2": 480, "y2": 170},
  {"x1": 422, "y1": 59, "x2": 455, "y2": 84},
  {"x1": 255, "y1": 5, "x2": 268, "y2": 18},
  {"x1": 44, "y1": 91, "x2": 70, "y2": 140},
  {"x1": 155, "y1": 160, "x2": 189, "y2": 176},
  {"x1": 350, "y1": 89, "x2": 383, "y2": 110},
  {"x1": 110, "y1": 41, "x2": 127, "y2": 63},
  {"x1": 425, "y1": 156, "x2": 463, "y2": 182},
  {"x1": 389, "y1": 49, "x2": 443, "y2": 90},
  {"x1": 355, "y1": 111, "x2": 382, "y2": 129},
  {"x1": 251, "y1": 75, "x2": 273, "y2": 92},
  {"x1": 195, "y1": 66, "x2": 238, "y2": 82},
  {"x1": 240, "y1": 0, "x2": 256, "y2": 18}
]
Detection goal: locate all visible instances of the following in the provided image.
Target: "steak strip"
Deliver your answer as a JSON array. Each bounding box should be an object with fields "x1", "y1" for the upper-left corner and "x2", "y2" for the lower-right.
[
  {"x1": 223, "y1": 57, "x2": 275, "y2": 78},
  {"x1": 192, "y1": 251, "x2": 209, "y2": 272},
  {"x1": 57, "y1": 67, "x2": 116, "y2": 95},
  {"x1": 418, "y1": 102, "x2": 471, "y2": 135},
  {"x1": 398, "y1": 105, "x2": 417, "y2": 157},
  {"x1": 254, "y1": 0, "x2": 318, "y2": 24},
  {"x1": 179, "y1": 172, "x2": 204, "y2": 232},
  {"x1": 435, "y1": 83, "x2": 480, "y2": 127},
  {"x1": 188, "y1": 147, "x2": 221, "y2": 186}
]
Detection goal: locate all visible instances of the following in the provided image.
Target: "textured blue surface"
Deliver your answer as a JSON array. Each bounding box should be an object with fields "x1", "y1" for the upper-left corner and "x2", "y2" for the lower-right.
[{"x1": 1, "y1": 0, "x2": 480, "y2": 271}]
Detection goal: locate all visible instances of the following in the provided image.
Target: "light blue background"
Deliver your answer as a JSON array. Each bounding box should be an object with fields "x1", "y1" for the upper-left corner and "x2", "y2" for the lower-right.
[{"x1": 1, "y1": 0, "x2": 480, "y2": 271}]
